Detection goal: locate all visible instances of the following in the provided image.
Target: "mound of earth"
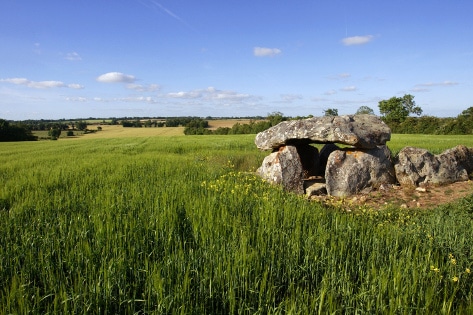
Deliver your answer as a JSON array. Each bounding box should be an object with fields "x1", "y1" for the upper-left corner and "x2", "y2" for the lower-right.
[{"x1": 311, "y1": 180, "x2": 473, "y2": 210}]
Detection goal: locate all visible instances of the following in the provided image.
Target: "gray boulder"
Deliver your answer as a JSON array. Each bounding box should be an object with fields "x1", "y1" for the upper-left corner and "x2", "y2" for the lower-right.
[
  {"x1": 325, "y1": 145, "x2": 396, "y2": 197},
  {"x1": 255, "y1": 115, "x2": 391, "y2": 151},
  {"x1": 395, "y1": 145, "x2": 473, "y2": 187},
  {"x1": 256, "y1": 145, "x2": 304, "y2": 194},
  {"x1": 304, "y1": 180, "x2": 327, "y2": 197}
]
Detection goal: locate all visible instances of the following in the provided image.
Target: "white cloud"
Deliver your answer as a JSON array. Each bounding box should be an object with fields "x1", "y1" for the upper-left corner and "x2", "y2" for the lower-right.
[
  {"x1": 96, "y1": 72, "x2": 136, "y2": 83},
  {"x1": 341, "y1": 35, "x2": 374, "y2": 46},
  {"x1": 340, "y1": 86, "x2": 357, "y2": 92},
  {"x1": 126, "y1": 83, "x2": 160, "y2": 92},
  {"x1": 253, "y1": 47, "x2": 282, "y2": 57},
  {"x1": 1, "y1": 77, "x2": 83, "y2": 89},
  {"x1": 65, "y1": 52, "x2": 82, "y2": 61},
  {"x1": 324, "y1": 89, "x2": 337, "y2": 95}
]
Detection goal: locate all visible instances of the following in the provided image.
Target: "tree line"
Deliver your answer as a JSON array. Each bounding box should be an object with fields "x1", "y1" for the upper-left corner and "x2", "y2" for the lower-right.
[{"x1": 2, "y1": 94, "x2": 473, "y2": 141}]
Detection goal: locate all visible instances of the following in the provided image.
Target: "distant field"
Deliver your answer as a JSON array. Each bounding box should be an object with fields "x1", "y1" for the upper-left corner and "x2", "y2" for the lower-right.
[
  {"x1": 33, "y1": 119, "x2": 258, "y2": 140},
  {"x1": 77, "y1": 125, "x2": 185, "y2": 139},
  {"x1": 207, "y1": 119, "x2": 263, "y2": 130}
]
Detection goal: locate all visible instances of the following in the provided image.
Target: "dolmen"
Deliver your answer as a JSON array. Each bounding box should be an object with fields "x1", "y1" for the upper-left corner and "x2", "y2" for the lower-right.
[{"x1": 255, "y1": 115, "x2": 473, "y2": 197}]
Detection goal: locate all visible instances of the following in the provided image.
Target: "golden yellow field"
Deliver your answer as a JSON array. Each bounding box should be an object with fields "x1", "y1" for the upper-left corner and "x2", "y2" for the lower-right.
[
  {"x1": 68, "y1": 125, "x2": 185, "y2": 139},
  {"x1": 31, "y1": 119, "x2": 265, "y2": 140},
  {"x1": 207, "y1": 119, "x2": 259, "y2": 130}
]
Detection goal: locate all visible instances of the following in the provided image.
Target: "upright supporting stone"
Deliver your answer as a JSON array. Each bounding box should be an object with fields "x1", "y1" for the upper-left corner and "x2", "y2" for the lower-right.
[
  {"x1": 325, "y1": 145, "x2": 396, "y2": 197},
  {"x1": 256, "y1": 145, "x2": 304, "y2": 194}
]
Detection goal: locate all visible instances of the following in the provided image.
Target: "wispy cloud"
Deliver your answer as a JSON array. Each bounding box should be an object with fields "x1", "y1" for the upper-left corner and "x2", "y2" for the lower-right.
[
  {"x1": 254, "y1": 47, "x2": 282, "y2": 57},
  {"x1": 67, "y1": 83, "x2": 84, "y2": 89},
  {"x1": 96, "y1": 72, "x2": 136, "y2": 83},
  {"x1": 166, "y1": 87, "x2": 255, "y2": 102},
  {"x1": 324, "y1": 89, "x2": 337, "y2": 95},
  {"x1": 1, "y1": 77, "x2": 83, "y2": 89},
  {"x1": 415, "y1": 81, "x2": 458, "y2": 87},
  {"x1": 327, "y1": 73, "x2": 351, "y2": 80},
  {"x1": 136, "y1": 0, "x2": 192, "y2": 29},
  {"x1": 33, "y1": 42, "x2": 41, "y2": 54},
  {"x1": 65, "y1": 52, "x2": 82, "y2": 61},
  {"x1": 151, "y1": 0, "x2": 185, "y2": 23},
  {"x1": 340, "y1": 86, "x2": 357, "y2": 92},
  {"x1": 280, "y1": 94, "x2": 303, "y2": 103},
  {"x1": 126, "y1": 83, "x2": 160, "y2": 92},
  {"x1": 167, "y1": 90, "x2": 202, "y2": 99},
  {"x1": 341, "y1": 35, "x2": 374, "y2": 46}
]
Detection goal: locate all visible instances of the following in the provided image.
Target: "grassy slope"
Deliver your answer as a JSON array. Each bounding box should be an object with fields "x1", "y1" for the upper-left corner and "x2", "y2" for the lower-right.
[{"x1": 0, "y1": 133, "x2": 472, "y2": 313}]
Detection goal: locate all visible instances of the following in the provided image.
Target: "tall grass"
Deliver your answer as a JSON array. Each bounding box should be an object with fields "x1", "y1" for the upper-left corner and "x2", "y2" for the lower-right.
[{"x1": 0, "y1": 134, "x2": 472, "y2": 313}]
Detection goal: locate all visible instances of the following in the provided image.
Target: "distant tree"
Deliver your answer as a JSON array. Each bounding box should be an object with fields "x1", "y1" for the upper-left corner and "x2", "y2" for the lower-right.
[
  {"x1": 323, "y1": 108, "x2": 338, "y2": 116},
  {"x1": 144, "y1": 120, "x2": 153, "y2": 128},
  {"x1": 48, "y1": 127, "x2": 61, "y2": 140},
  {"x1": 76, "y1": 120, "x2": 88, "y2": 131},
  {"x1": 356, "y1": 106, "x2": 375, "y2": 115},
  {"x1": 378, "y1": 94, "x2": 422, "y2": 123},
  {"x1": 267, "y1": 111, "x2": 285, "y2": 126}
]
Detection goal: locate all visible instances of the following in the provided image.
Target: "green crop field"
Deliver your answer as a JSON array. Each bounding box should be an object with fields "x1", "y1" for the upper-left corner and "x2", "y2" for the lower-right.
[{"x1": 1, "y1": 133, "x2": 472, "y2": 314}]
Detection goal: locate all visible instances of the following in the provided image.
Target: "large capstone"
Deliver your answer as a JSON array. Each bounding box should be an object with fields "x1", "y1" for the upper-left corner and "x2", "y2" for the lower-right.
[{"x1": 255, "y1": 114, "x2": 391, "y2": 151}]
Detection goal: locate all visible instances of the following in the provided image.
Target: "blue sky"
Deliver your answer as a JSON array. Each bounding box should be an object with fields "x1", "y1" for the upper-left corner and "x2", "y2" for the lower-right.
[{"x1": 1, "y1": 0, "x2": 472, "y2": 120}]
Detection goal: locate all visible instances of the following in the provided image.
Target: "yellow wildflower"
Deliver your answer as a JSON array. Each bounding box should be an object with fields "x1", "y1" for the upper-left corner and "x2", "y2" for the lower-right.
[
  {"x1": 466, "y1": 268, "x2": 471, "y2": 274},
  {"x1": 452, "y1": 276, "x2": 459, "y2": 282},
  {"x1": 430, "y1": 265, "x2": 440, "y2": 273}
]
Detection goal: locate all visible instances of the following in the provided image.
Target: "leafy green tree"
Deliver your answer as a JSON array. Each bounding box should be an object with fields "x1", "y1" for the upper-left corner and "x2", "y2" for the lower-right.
[
  {"x1": 0, "y1": 119, "x2": 37, "y2": 141},
  {"x1": 378, "y1": 94, "x2": 422, "y2": 123},
  {"x1": 48, "y1": 127, "x2": 61, "y2": 140},
  {"x1": 356, "y1": 106, "x2": 375, "y2": 115},
  {"x1": 323, "y1": 108, "x2": 338, "y2": 116},
  {"x1": 76, "y1": 120, "x2": 88, "y2": 131},
  {"x1": 267, "y1": 111, "x2": 285, "y2": 126}
]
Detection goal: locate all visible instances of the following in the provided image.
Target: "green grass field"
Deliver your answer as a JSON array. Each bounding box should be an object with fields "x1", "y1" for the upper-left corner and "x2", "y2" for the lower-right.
[{"x1": 1, "y1": 133, "x2": 472, "y2": 313}]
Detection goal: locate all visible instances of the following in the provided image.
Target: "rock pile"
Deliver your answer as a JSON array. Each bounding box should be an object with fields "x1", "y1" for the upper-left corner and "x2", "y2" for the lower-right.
[{"x1": 255, "y1": 115, "x2": 473, "y2": 197}]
